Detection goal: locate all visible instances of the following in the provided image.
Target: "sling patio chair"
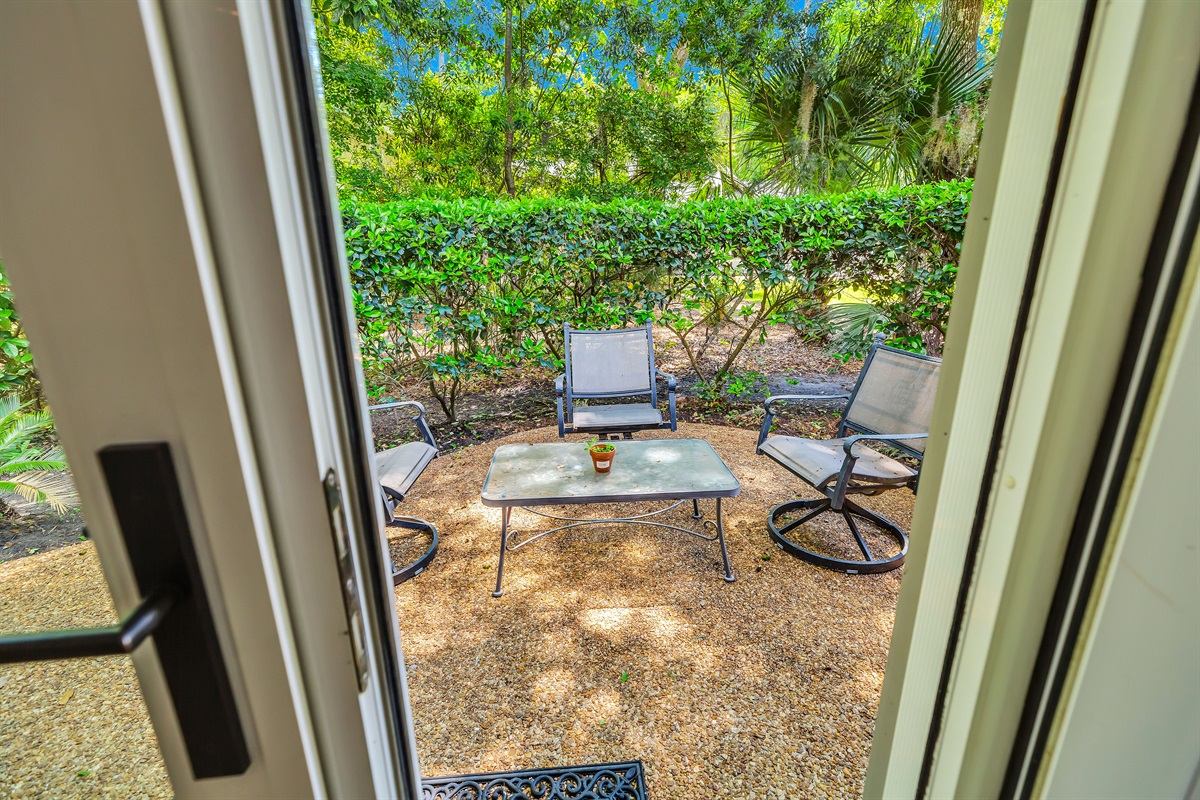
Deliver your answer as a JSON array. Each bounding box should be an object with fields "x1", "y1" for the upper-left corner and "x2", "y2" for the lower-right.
[
  {"x1": 755, "y1": 334, "x2": 940, "y2": 574},
  {"x1": 369, "y1": 400, "x2": 440, "y2": 584},
  {"x1": 555, "y1": 321, "x2": 677, "y2": 439}
]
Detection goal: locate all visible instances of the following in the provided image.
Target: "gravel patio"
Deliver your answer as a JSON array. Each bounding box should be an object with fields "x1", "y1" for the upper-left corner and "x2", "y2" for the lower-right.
[
  {"x1": 0, "y1": 421, "x2": 910, "y2": 799},
  {"x1": 394, "y1": 422, "x2": 909, "y2": 798}
]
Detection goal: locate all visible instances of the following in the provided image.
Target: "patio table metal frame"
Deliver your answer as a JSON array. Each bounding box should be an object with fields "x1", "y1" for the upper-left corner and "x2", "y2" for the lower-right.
[{"x1": 481, "y1": 439, "x2": 741, "y2": 596}]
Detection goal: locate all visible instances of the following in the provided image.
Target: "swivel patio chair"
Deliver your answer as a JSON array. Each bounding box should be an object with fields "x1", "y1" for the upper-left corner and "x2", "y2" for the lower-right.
[
  {"x1": 555, "y1": 321, "x2": 677, "y2": 439},
  {"x1": 370, "y1": 400, "x2": 440, "y2": 584},
  {"x1": 755, "y1": 334, "x2": 940, "y2": 574}
]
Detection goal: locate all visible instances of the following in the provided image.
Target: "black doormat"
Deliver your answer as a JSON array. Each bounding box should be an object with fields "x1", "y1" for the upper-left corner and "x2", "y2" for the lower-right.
[{"x1": 421, "y1": 760, "x2": 647, "y2": 800}]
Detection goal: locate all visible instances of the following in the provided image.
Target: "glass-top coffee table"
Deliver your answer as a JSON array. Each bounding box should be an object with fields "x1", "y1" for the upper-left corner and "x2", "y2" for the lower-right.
[{"x1": 480, "y1": 438, "x2": 740, "y2": 596}]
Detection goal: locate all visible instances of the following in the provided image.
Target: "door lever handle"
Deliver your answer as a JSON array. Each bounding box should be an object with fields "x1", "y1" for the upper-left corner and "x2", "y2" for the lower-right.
[
  {"x1": 0, "y1": 443, "x2": 249, "y2": 779},
  {"x1": 0, "y1": 587, "x2": 176, "y2": 663}
]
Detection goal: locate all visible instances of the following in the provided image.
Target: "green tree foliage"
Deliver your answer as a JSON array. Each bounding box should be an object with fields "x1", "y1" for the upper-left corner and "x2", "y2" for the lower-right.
[
  {"x1": 313, "y1": 0, "x2": 1004, "y2": 201},
  {"x1": 737, "y1": 4, "x2": 993, "y2": 194},
  {"x1": 675, "y1": 0, "x2": 805, "y2": 193},
  {"x1": 315, "y1": 20, "x2": 398, "y2": 201},
  {"x1": 314, "y1": 0, "x2": 721, "y2": 199},
  {"x1": 344, "y1": 180, "x2": 969, "y2": 419},
  {"x1": 980, "y1": 0, "x2": 1007, "y2": 59}
]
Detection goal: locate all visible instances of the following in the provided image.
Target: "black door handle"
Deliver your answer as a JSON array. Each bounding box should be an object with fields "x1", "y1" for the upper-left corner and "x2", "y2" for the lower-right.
[
  {"x1": 0, "y1": 443, "x2": 250, "y2": 779},
  {"x1": 0, "y1": 586, "x2": 175, "y2": 663}
]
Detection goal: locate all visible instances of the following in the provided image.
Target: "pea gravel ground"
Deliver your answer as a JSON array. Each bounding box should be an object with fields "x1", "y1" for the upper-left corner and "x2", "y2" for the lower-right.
[
  {"x1": 394, "y1": 423, "x2": 910, "y2": 799},
  {"x1": 0, "y1": 546, "x2": 169, "y2": 798},
  {"x1": 0, "y1": 422, "x2": 910, "y2": 799}
]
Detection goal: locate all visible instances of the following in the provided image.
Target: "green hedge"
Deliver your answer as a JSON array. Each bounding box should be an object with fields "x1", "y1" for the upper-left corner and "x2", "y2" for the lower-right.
[{"x1": 343, "y1": 180, "x2": 970, "y2": 420}]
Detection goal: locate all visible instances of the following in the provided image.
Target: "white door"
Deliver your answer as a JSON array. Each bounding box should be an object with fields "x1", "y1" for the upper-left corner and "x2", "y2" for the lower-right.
[
  {"x1": 0, "y1": 1, "x2": 418, "y2": 796},
  {"x1": 3, "y1": 1, "x2": 1196, "y2": 799}
]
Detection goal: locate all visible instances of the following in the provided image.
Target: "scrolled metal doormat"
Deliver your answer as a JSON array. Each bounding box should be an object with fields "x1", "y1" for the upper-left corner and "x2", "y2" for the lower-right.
[{"x1": 421, "y1": 760, "x2": 647, "y2": 800}]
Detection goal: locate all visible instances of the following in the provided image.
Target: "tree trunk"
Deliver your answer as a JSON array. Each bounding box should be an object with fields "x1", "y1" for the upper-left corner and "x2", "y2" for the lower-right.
[
  {"x1": 720, "y1": 73, "x2": 735, "y2": 189},
  {"x1": 596, "y1": 113, "x2": 608, "y2": 184},
  {"x1": 503, "y1": 4, "x2": 516, "y2": 197},
  {"x1": 795, "y1": 77, "x2": 816, "y2": 160},
  {"x1": 940, "y1": 0, "x2": 983, "y2": 69}
]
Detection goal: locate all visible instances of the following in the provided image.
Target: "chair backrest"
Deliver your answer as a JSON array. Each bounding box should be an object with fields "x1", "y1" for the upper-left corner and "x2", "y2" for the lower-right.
[
  {"x1": 841, "y1": 341, "x2": 941, "y2": 458},
  {"x1": 564, "y1": 322, "x2": 656, "y2": 401}
]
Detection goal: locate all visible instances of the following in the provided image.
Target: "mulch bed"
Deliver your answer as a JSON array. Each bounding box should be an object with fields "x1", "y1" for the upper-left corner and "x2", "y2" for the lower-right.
[{"x1": 1, "y1": 511, "x2": 86, "y2": 564}]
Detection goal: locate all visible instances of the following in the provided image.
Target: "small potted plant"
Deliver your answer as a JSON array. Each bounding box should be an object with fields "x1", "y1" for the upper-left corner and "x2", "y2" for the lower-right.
[{"x1": 587, "y1": 439, "x2": 616, "y2": 473}]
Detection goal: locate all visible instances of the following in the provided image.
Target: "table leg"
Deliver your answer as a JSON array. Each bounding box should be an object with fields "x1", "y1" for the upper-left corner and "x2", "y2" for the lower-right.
[
  {"x1": 717, "y1": 497, "x2": 735, "y2": 582},
  {"x1": 492, "y1": 506, "x2": 510, "y2": 598},
  {"x1": 692, "y1": 498, "x2": 702, "y2": 519}
]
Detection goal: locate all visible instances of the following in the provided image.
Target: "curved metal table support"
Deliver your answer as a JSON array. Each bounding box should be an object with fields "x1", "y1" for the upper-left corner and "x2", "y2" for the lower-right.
[
  {"x1": 506, "y1": 498, "x2": 720, "y2": 549},
  {"x1": 386, "y1": 515, "x2": 439, "y2": 585},
  {"x1": 493, "y1": 498, "x2": 733, "y2": 597},
  {"x1": 482, "y1": 439, "x2": 741, "y2": 598},
  {"x1": 767, "y1": 498, "x2": 908, "y2": 574}
]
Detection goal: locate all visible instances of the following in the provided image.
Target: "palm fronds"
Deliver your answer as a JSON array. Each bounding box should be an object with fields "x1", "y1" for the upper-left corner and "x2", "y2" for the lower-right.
[
  {"x1": 821, "y1": 301, "x2": 893, "y2": 357},
  {"x1": 735, "y1": 23, "x2": 993, "y2": 194},
  {"x1": 0, "y1": 394, "x2": 75, "y2": 514}
]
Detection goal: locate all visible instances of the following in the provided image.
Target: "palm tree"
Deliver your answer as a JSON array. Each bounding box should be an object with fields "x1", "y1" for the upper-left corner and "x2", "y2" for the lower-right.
[
  {"x1": 736, "y1": 47, "x2": 895, "y2": 193},
  {"x1": 821, "y1": 301, "x2": 895, "y2": 357},
  {"x1": 869, "y1": 30, "x2": 993, "y2": 185},
  {"x1": 0, "y1": 394, "x2": 75, "y2": 514},
  {"x1": 737, "y1": 26, "x2": 992, "y2": 194}
]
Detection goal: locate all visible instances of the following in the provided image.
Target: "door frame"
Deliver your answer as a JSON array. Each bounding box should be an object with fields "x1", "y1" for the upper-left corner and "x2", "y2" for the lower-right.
[
  {"x1": 865, "y1": 0, "x2": 1200, "y2": 796},
  {"x1": 1, "y1": 0, "x2": 416, "y2": 796}
]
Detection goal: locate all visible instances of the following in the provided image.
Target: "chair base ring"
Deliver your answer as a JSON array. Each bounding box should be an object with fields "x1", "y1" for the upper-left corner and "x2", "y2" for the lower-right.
[
  {"x1": 387, "y1": 516, "x2": 439, "y2": 585},
  {"x1": 767, "y1": 499, "x2": 907, "y2": 575}
]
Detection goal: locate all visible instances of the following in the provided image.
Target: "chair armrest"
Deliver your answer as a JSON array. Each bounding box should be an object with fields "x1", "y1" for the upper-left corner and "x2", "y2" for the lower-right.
[
  {"x1": 842, "y1": 433, "x2": 928, "y2": 457},
  {"x1": 555, "y1": 375, "x2": 567, "y2": 438},
  {"x1": 368, "y1": 399, "x2": 427, "y2": 416},
  {"x1": 367, "y1": 400, "x2": 438, "y2": 452},
  {"x1": 758, "y1": 394, "x2": 850, "y2": 450},
  {"x1": 656, "y1": 369, "x2": 678, "y2": 431},
  {"x1": 826, "y1": 432, "x2": 927, "y2": 506}
]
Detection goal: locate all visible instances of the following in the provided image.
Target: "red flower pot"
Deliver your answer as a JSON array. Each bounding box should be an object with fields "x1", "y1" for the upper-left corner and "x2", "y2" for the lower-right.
[{"x1": 589, "y1": 443, "x2": 616, "y2": 473}]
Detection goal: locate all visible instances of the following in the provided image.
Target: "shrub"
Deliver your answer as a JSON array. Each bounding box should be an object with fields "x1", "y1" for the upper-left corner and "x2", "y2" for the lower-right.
[
  {"x1": 0, "y1": 262, "x2": 37, "y2": 400},
  {"x1": 343, "y1": 180, "x2": 969, "y2": 419}
]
